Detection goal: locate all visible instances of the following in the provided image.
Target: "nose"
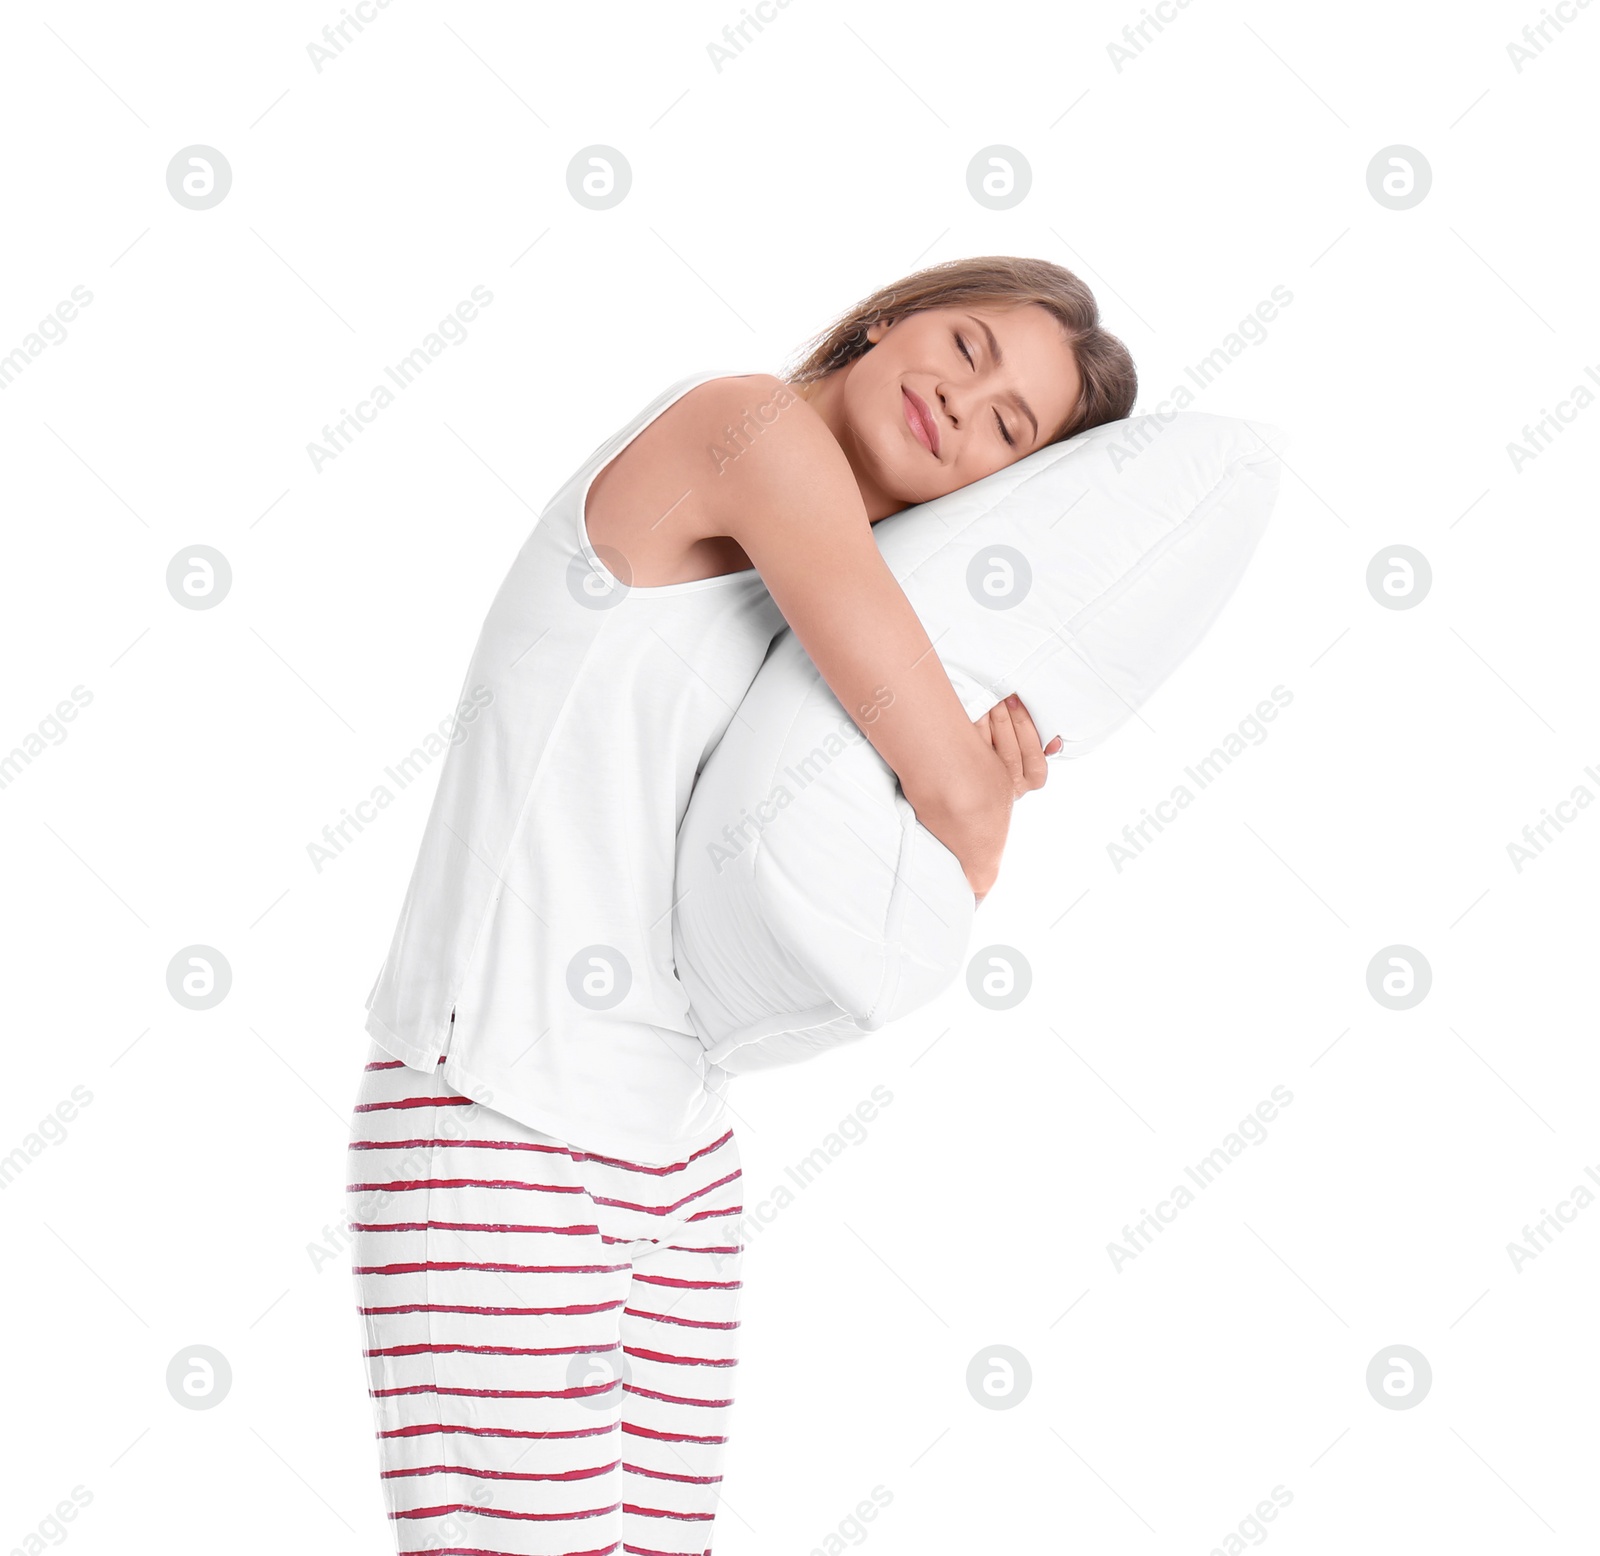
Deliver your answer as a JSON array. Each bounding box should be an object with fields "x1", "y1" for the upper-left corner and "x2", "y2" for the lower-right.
[{"x1": 936, "y1": 382, "x2": 964, "y2": 431}]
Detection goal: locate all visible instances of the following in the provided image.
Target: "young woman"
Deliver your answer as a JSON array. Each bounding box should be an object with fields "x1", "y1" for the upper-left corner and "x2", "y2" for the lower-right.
[{"x1": 347, "y1": 255, "x2": 1137, "y2": 1554}]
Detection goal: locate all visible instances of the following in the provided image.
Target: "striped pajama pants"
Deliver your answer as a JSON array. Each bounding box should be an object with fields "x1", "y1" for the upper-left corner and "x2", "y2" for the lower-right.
[{"x1": 346, "y1": 1039, "x2": 745, "y2": 1556}]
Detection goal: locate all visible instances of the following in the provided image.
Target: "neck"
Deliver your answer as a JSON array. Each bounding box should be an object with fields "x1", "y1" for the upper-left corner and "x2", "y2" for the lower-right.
[{"x1": 789, "y1": 370, "x2": 905, "y2": 523}]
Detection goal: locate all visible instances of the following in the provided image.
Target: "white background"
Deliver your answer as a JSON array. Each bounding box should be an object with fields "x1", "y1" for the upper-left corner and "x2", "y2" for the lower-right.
[{"x1": 2, "y1": 0, "x2": 1597, "y2": 1551}]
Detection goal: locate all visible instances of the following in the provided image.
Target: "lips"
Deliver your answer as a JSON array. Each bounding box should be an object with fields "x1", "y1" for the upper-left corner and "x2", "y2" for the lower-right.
[{"x1": 902, "y1": 386, "x2": 940, "y2": 456}]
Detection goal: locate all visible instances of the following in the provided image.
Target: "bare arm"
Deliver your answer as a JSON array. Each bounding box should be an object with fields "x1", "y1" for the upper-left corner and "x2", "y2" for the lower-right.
[{"x1": 696, "y1": 378, "x2": 1023, "y2": 897}]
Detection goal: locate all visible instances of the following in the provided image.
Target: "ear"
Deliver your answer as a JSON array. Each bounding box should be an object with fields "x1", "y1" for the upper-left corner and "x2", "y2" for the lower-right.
[{"x1": 864, "y1": 316, "x2": 893, "y2": 344}]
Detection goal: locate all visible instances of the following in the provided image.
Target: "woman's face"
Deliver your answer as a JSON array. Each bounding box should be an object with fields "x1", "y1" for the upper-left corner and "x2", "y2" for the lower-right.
[{"x1": 827, "y1": 303, "x2": 1084, "y2": 517}]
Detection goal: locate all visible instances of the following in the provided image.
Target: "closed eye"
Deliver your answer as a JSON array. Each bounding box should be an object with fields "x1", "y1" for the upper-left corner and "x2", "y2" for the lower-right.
[{"x1": 954, "y1": 329, "x2": 1015, "y2": 447}]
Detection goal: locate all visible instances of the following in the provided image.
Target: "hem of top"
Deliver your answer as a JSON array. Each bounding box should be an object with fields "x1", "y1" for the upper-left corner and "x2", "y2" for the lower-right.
[
  {"x1": 442, "y1": 1051, "x2": 735, "y2": 1168},
  {"x1": 364, "y1": 1005, "x2": 445, "y2": 1072},
  {"x1": 365, "y1": 1007, "x2": 731, "y2": 1166},
  {"x1": 699, "y1": 1001, "x2": 851, "y2": 1065}
]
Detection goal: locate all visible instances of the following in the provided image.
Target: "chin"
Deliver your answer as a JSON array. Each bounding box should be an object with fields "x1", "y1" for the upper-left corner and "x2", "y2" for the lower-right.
[
  {"x1": 890, "y1": 440, "x2": 947, "y2": 499},
  {"x1": 892, "y1": 468, "x2": 949, "y2": 508}
]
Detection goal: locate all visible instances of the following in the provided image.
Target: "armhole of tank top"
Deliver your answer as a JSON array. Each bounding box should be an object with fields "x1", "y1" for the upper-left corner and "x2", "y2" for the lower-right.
[{"x1": 573, "y1": 368, "x2": 746, "y2": 565}]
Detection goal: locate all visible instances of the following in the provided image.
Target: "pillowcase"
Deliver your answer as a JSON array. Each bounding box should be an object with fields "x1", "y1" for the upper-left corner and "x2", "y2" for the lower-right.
[{"x1": 673, "y1": 411, "x2": 1286, "y2": 1074}]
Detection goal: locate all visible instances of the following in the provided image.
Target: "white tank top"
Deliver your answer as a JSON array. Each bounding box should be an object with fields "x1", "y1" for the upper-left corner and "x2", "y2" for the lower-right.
[{"x1": 364, "y1": 369, "x2": 786, "y2": 1163}]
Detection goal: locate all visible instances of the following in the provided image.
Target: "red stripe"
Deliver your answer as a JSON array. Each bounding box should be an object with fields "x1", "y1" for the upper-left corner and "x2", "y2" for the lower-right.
[
  {"x1": 350, "y1": 1220, "x2": 600, "y2": 1236},
  {"x1": 380, "y1": 1421, "x2": 614, "y2": 1441},
  {"x1": 355, "y1": 1095, "x2": 477, "y2": 1112},
  {"x1": 399, "y1": 1546, "x2": 619, "y2": 1556},
  {"x1": 621, "y1": 1502, "x2": 712, "y2": 1522},
  {"x1": 597, "y1": 1236, "x2": 737, "y2": 1254},
  {"x1": 350, "y1": 1136, "x2": 571, "y2": 1155},
  {"x1": 384, "y1": 1459, "x2": 620, "y2": 1483},
  {"x1": 374, "y1": 1382, "x2": 612, "y2": 1401},
  {"x1": 374, "y1": 1383, "x2": 617, "y2": 1408},
  {"x1": 622, "y1": 1423, "x2": 727, "y2": 1447},
  {"x1": 395, "y1": 1501, "x2": 620, "y2": 1523},
  {"x1": 622, "y1": 1307, "x2": 739, "y2": 1332},
  {"x1": 631, "y1": 1273, "x2": 741, "y2": 1293},
  {"x1": 622, "y1": 1462, "x2": 722, "y2": 1486},
  {"x1": 354, "y1": 1260, "x2": 627, "y2": 1276},
  {"x1": 347, "y1": 1178, "x2": 588, "y2": 1195},
  {"x1": 625, "y1": 1347, "x2": 735, "y2": 1370},
  {"x1": 624, "y1": 1383, "x2": 733, "y2": 1411},
  {"x1": 570, "y1": 1128, "x2": 735, "y2": 1176},
  {"x1": 399, "y1": 1548, "x2": 618, "y2": 1556},
  {"x1": 586, "y1": 1169, "x2": 742, "y2": 1219},
  {"x1": 360, "y1": 1301, "x2": 623, "y2": 1318},
  {"x1": 369, "y1": 1341, "x2": 624, "y2": 1360}
]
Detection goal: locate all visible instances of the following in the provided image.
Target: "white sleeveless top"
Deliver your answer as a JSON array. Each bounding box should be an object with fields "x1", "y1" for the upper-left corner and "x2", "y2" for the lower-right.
[{"x1": 364, "y1": 369, "x2": 786, "y2": 1163}]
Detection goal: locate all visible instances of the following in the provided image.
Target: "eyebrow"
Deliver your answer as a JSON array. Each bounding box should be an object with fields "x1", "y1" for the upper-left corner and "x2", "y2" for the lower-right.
[{"x1": 971, "y1": 314, "x2": 1039, "y2": 445}]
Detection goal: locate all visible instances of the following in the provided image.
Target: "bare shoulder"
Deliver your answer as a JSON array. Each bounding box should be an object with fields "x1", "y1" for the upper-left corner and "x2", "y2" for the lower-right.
[
  {"x1": 585, "y1": 373, "x2": 863, "y2": 579},
  {"x1": 671, "y1": 374, "x2": 865, "y2": 538}
]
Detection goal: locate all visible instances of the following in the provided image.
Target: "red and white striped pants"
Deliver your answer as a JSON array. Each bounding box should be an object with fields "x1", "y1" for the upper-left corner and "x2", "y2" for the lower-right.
[{"x1": 346, "y1": 1039, "x2": 745, "y2": 1556}]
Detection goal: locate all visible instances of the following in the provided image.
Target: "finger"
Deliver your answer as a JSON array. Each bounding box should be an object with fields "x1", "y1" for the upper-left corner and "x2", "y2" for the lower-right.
[
  {"x1": 1006, "y1": 695, "x2": 1049, "y2": 792},
  {"x1": 1045, "y1": 735, "x2": 1063, "y2": 756},
  {"x1": 999, "y1": 695, "x2": 1042, "y2": 794},
  {"x1": 989, "y1": 696, "x2": 1026, "y2": 797}
]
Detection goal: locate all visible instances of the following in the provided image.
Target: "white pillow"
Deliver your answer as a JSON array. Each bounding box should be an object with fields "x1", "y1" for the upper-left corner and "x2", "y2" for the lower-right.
[{"x1": 673, "y1": 412, "x2": 1285, "y2": 1074}]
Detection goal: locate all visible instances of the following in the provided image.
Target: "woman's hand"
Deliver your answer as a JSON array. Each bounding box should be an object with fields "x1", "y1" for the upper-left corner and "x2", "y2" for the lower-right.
[
  {"x1": 967, "y1": 695, "x2": 1059, "y2": 905},
  {"x1": 975, "y1": 693, "x2": 1062, "y2": 798}
]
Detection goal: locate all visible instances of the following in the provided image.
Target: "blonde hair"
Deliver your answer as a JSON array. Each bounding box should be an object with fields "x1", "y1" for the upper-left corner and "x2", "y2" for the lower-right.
[{"x1": 786, "y1": 254, "x2": 1137, "y2": 443}]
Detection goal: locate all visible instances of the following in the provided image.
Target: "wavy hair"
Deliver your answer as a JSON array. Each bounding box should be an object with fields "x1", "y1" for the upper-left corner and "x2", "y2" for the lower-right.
[{"x1": 786, "y1": 254, "x2": 1137, "y2": 443}]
